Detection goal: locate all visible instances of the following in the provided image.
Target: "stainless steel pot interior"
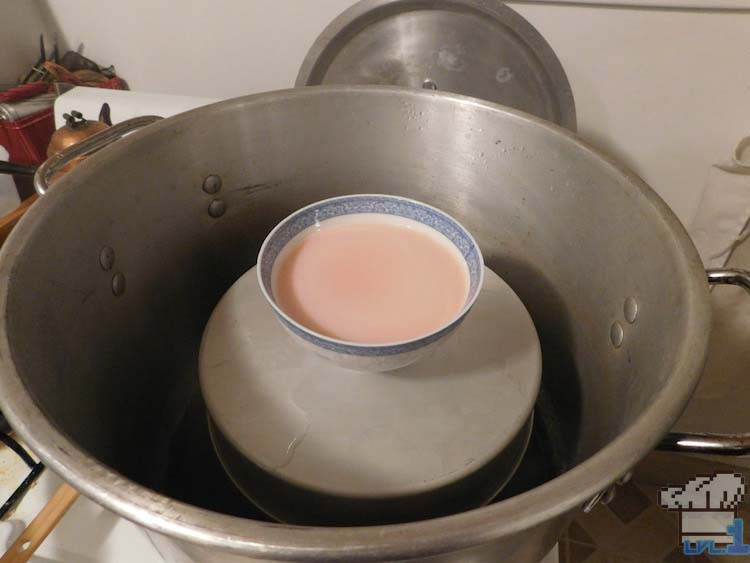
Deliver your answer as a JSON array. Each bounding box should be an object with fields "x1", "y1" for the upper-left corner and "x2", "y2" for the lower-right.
[{"x1": 0, "y1": 86, "x2": 711, "y2": 562}]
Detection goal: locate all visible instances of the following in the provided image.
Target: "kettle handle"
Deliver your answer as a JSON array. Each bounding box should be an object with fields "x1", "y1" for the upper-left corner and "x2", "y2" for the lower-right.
[
  {"x1": 34, "y1": 115, "x2": 163, "y2": 196},
  {"x1": 657, "y1": 268, "x2": 750, "y2": 455}
]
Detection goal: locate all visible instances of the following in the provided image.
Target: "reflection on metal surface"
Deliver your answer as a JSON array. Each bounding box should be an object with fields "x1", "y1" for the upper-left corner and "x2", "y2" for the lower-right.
[
  {"x1": 659, "y1": 435, "x2": 750, "y2": 456},
  {"x1": 296, "y1": 0, "x2": 577, "y2": 130},
  {"x1": 707, "y1": 268, "x2": 750, "y2": 291}
]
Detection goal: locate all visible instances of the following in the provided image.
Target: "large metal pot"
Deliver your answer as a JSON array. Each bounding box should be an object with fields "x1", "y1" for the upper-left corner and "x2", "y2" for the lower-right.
[{"x1": 0, "y1": 86, "x2": 746, "y2": 562}]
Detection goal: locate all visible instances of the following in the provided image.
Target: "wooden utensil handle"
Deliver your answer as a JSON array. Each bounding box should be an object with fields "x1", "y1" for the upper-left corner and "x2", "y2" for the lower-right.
[{"x1": 0, "y1": 483, "x2": 79, "y2": 563}]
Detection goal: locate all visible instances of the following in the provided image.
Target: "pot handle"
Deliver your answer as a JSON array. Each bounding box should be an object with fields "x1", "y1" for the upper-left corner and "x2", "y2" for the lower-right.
[
  {"x1": 34, "y1": 115, "x2": 163, "y2": 196},
  {"x1": 657, "y1": 267, "x2": 750, "y2": 455}
]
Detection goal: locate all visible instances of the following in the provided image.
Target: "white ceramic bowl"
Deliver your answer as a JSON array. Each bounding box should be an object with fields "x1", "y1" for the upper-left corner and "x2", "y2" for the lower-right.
[{"x1": 257, "y1": 194, "x2": 484, "y2": 371}]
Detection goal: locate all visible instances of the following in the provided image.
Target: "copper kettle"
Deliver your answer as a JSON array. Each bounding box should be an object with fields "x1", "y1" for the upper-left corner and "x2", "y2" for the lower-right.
[
  {"x1": 47, "y1": 104, "x2": 112, "y2": 174},
  {"x1": 0, "y1": 103, "x2": 112, "y2": 180}
]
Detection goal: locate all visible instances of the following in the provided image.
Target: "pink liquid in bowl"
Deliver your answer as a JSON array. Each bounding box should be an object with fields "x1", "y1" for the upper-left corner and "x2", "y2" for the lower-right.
[{"x1": 272, "y1": 214, "x2": 470, "y2": 344}]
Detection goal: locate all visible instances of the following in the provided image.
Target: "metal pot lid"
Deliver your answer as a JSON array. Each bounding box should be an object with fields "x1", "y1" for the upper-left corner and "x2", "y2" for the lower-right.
[
  {"x1": 296, "y1": 0, "x2": 576, "y2": 131},
  {"x1": 200, "y1": 266, "x2": 541, "y2": 501}
]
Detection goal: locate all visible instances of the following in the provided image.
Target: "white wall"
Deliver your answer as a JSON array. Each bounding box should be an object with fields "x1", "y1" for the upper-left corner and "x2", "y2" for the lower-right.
[
  {"x1": 36, "y1": 1, "x2": 750, "y2": 225},
  {"x1": 511, "y1": 4, "x2": 750, "y2": 225},
  {"x1": 40, "y1": 0, "x2": 354, "y2": 98},
  {"x1": 0, "y1": 1, "x2": 59, "y2": 86}
]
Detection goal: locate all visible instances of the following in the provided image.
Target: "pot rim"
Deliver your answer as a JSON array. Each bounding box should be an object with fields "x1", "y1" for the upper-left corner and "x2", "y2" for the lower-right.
[{"x1": 0, "y1": 85, "x2": 711, "y2": 561}]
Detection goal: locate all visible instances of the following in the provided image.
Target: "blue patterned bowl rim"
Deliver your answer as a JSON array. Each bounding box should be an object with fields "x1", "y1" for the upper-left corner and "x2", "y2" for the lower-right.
[{"x1": 256, "y1": 194, "x2": 485, "y2": 353}]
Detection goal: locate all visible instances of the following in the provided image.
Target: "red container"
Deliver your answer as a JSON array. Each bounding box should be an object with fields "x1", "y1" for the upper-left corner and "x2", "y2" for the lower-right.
[
  {"x1": 0, "y1": 107, "x2": 55, "y2": 165},
  {"x1": 0, "y1": 108, "x2": 55, "y2": 199}
]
